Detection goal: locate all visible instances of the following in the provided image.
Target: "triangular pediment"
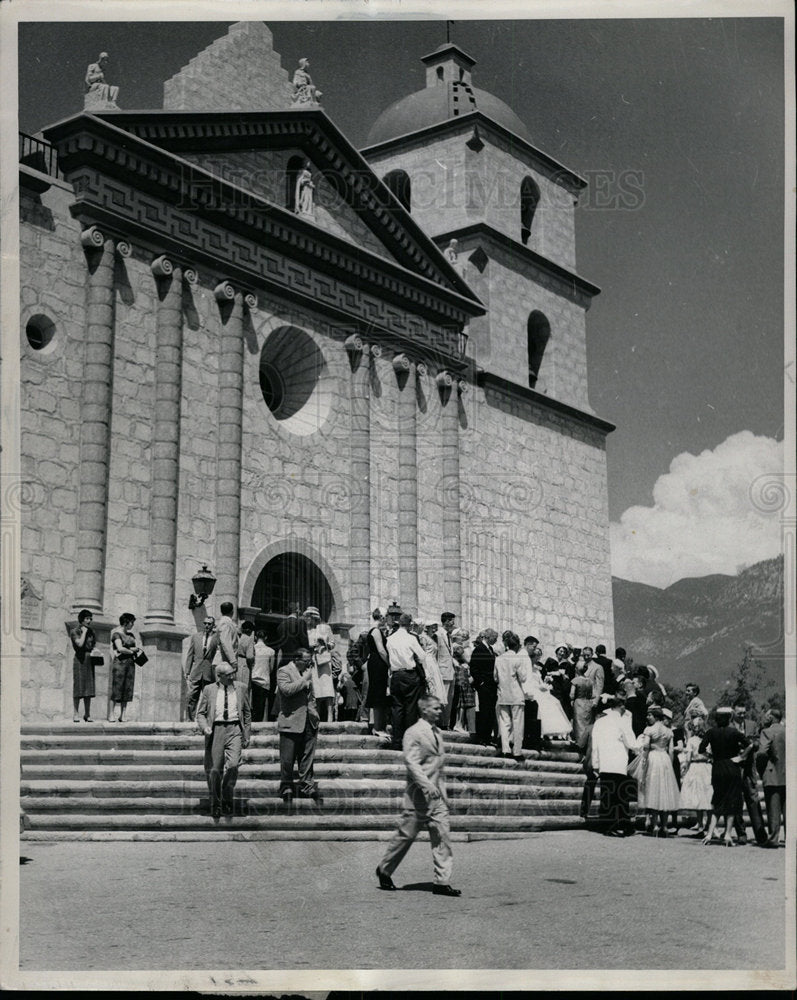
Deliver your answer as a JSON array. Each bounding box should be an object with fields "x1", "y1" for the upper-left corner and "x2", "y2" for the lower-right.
[{"x1": 95, "y1": 110, "x2": 480, "y2": 306}]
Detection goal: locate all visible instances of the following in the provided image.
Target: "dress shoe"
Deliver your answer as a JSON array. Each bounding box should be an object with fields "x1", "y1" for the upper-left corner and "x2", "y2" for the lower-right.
[
  {"x1": 376, "y1": 866, "x2": 397, "y2": 891},
  {"x1": 211, "y1": 807, "x2": 221, "y2": 819},
  {"x1": 281, "y1": 790, "x2": 293, "y2": 806},
  {"x1": 432, "y1": 884, "x2": 461, "y2": 897},
  {"x1": 221, "y1": 802, "x2": 233, "y2": 815},
  {"x1": 83, "y1": 716, "x2": 94, "y2": 722}
]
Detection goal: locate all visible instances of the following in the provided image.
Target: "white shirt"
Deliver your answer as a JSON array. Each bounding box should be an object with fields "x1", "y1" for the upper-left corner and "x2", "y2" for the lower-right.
[
  {"x1": 214, "y1": 683, "x2": 239, "y2": 723},
  {"x1": 386, "y1": 628, "x2": 425, "y2": 674},
  {"x1": 591, "y1": 708, "x2": 639, "y2": 774}
]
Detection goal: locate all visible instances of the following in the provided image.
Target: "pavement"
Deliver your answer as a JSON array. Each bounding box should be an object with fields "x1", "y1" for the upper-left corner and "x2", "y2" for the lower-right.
[{"x1": 15, "y1": 828, "x2": 791, "y2": 981}]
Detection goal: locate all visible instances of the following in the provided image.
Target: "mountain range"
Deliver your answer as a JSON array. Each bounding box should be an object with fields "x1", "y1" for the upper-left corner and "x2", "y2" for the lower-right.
[{"x1": 612, "y1": 555, "x2": 786, "y2": 701}]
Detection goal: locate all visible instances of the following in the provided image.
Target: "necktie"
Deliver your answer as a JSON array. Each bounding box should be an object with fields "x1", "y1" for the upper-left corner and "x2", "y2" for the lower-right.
[
  {"x1": 223, "y1": 685, "x2": 228, "y2": 721},
  {"x1": 432, "y1": 725, "x2": 442, "y2": 753},
  {"x1": 203, "y1": 634, "x2": 208, "y2": 656}
]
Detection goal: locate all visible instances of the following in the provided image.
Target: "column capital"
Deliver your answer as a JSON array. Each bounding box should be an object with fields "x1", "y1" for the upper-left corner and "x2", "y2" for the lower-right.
[
  {"x1": 370, "y1": 344, "x2": 383, "y2": 358},
  {"x1": 214, "y1": 280, "x2": 257, "y2": 308},
  {"x1": 435, "y1": 369, "x2": 454, "y2": 389},
  {"x1": 151, "y1": 254, "x2": 176, "y2": 279},
  {"x1": 392, "y1": 353, "x2": 412, "y2": 374},
  {"x1": 457, "y1": 379, "x2": 469, "y2": 395},
  {"x1": 344, "y1": 333, "x2": 364, "y2": 355},
  {"x1": 80, "y1": 225, "x2": 105, "y2": 250},
  {"x1": 416, "y1": 362, "x2": 428, "y2": 377}
]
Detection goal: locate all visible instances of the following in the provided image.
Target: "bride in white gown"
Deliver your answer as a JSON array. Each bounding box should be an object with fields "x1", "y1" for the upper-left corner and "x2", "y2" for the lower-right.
[{"x1": 522, "y1": 654, "x2": 572, "y2": 738}]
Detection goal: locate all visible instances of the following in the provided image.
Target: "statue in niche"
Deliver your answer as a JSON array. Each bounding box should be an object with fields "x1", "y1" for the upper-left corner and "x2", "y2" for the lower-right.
[
  {"x1": 292, "y1": 58, "x2": 322, "y2": 105},
  {"x1": 84, "y1": 52, "x2": 120, "y2": 110},
  {"x1": 295, "y1": 161, "x2": 315, "y2": 217}
]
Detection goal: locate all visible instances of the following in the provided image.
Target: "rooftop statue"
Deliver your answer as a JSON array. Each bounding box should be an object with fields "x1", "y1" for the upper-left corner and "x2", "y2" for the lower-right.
[
  {"x1": 84, "y1": 52, "x2": 120, "y2": 110},
  {"x1": 291, "y1": 58, "x2": 322, "y2": 106}
]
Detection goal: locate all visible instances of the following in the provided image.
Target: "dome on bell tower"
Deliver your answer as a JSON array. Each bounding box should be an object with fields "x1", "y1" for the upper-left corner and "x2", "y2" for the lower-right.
[{"x1": 364, "y1": 43, "x2": 532, "y2": 147}]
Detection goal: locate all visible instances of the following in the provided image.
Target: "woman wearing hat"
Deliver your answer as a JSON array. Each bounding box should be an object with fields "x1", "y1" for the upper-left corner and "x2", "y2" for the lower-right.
[
  {"x1": 109, "y1": 612, "x2": 143, "y2": 722},
  {"x1": 699, "y1": 706, "x2": 749, "y2": 846},
  {"x1": 637, "y1": 705, "x2": 681, "y2": 836},
  {"x1": 304, "y1": 607, "x2": 336, "y2": 722}
]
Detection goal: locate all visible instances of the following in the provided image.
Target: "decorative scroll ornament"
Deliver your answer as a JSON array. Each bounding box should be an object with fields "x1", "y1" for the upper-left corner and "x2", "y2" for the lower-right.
[
  {"x1": 116, "y1": 240, "x2": 132, "y2": 258},
  {"x1": 370, "y1": 344, "x2": 383, "y2": 358},
  {"x1": 184, "y1": 267, "x2": 198, "y2": 286},
  {"x1": 80, "y1": 225, "x2": 104, "y2": 249},
  {"x1": 244, "y1": 292, "x2": 257, "y2": 310},
  {"x1": 436, "y1": 370, "x2": 453, "y2": 389},
  {"x1": 416, "y1": 362, "x2": 428, "y2": 377},
  {"x1": 457, "y1": 379, "x2": 469, "y2": 395},
  {"x1": 392, "y1": 353, "x2": 411, "y2": 373},
  {"x1": 214, "y1": 280, "x2": 235, "y2": 302},
  {"x1": 344, "y1": 333, "x2": 364, "y2": 354},
  {"x1": 150, "y1": 255, "x2": 174, "y2": 278}
]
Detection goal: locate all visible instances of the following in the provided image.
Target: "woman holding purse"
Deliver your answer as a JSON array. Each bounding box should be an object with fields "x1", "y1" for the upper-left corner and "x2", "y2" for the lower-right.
[
  {"x1": 109, "y1": 611, "x2": 144, "y2": 723},
  {"x1": 69, "y1": 608, "x2": 98, "y2": 722}
]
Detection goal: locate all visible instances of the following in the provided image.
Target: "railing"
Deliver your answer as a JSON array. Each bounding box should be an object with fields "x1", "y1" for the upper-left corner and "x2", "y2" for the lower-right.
[{"x1": 19, "y1": 132, "x2": 62, "y2": 180}]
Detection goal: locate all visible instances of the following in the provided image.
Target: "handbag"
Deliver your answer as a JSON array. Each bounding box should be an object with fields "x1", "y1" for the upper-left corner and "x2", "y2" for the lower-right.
[
  {"x1": 89, "y1": 652, "x2": 104, "y2": 667},
  {"x1": 134, "y1": 651, "x2": 149, "y2": 666}
]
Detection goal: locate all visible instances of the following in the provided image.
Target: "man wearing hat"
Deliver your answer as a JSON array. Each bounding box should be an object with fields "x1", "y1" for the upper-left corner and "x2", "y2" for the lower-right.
[
  {"x1": 276, "y1": 646, "x2": 320, "y2": 804},
  {"x1": 184, "y1": 616, "x2": 219, "y2": 721},
  {"x1": 591, "y1": 693, "x2": 640, "y2": 836},
  {"x1": 195, "y1": 661, "x2": 251, "y2": 818}
]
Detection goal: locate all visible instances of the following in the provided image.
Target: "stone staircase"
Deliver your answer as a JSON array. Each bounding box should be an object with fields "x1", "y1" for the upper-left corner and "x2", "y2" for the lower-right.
[{"x1": 20, "y1": 722, "x2": 588, "y2": 841}]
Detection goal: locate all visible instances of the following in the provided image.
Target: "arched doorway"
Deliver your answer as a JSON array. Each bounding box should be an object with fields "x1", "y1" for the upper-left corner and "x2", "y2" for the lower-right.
[{"x1": 251, "y1": 552, "x2": 335, "y2": 621}]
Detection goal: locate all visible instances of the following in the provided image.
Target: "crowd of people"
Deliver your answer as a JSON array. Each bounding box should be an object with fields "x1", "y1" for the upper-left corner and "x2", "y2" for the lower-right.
[{"x1": 67, "y1": 601, "x2": 786, "y2": 843}]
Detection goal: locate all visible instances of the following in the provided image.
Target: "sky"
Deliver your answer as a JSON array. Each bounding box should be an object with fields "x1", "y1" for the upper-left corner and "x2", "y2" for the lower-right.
[{"x1": 14, "y1": 10, "x2": 791, "y2": 588}]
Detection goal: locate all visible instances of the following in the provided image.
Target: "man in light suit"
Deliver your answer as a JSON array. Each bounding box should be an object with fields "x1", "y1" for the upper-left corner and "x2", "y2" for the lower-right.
[
  {"x1": 591, "y1": 693, "x2": 639, "y2": 836},
  {"x1": 184, "y1": 616, "x2": 219, "y2": 721},
  {"x1": 195, "y1": 661, "x2": 251, "y2": 818},
  {"x1": 276, "y1": 646, "x2": 319, "y2": 805},
  {"x1": 756, "y1": 708, "x2": 786, "y2": 847},
  {"x1": 436, "y1": 612, "x2": 457, "y2": 729},
  {"x1": 375, "y1": 694, "x2": 461, "y2": 897}
]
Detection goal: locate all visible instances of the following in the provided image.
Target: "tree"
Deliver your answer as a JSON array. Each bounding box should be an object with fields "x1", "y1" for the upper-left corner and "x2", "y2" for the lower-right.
[{"x1": 714, "y1": 645, "x2": 768, "y2": 723}]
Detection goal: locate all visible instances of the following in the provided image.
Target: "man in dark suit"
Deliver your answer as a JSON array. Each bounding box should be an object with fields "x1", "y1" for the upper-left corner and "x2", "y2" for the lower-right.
[
  {"x1": 594, "y1": 644, "x2": 616, "y2": 696},
  {"x1": 195, "y1": 662, "x2": 251, "y2": 818},
  {"x1": 732, "y1": 701, "x2": 768, "y2": 845},
  {"x1": 275, "y1": 603, "x2": 310, "y2": 666},
  {"x1": 184, "y1": 616, "x2": 219, "y2": 721},
  {"x1": 756, "y1": 708, "x2": 786, "y2": 847},
  {"x1": 276, "y1": 646, "x2": 319, "y2": 805},
  {"x1": 469, "y1": 628, "x2": 499, "y2": 746}
]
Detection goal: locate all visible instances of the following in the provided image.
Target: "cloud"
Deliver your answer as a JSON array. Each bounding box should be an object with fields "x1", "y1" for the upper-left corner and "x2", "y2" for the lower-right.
[{"x1": 610, "y1": 431, "x2": 785, "y2": 588}]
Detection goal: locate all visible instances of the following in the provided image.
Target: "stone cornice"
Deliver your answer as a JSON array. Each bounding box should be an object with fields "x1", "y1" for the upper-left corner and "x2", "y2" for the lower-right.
[
  {"x1": 42, "y1": 116, "x2": 484, "y2": 346},
  {"x1": 360, "y1": 112, "x2": 588, "y2": 194},
  {"x1": 476, "y1": 369, "x2": 615, "y2": 435},
  {"x1": 433, "y1": 223, "x2": 601, "y2": 304},
  {"x1": 79, "y1": 109, "x2": 481, "y2": 304}
]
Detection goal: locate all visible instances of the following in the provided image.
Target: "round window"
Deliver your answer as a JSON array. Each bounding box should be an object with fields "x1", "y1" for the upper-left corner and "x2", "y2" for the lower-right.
[
  {"x1": 25, "y1": 313, "x2": 57, "y2": 353},
  {"x1": 258, "y1": 326, "x2": 331, "y2": 436}
]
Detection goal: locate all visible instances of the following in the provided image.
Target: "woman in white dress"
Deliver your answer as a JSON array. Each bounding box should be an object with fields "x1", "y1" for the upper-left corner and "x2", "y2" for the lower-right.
[
  {"x1": 305, "y1": 606, "x2": 336, "y2": 721},
  {"x1": 637, "y1": 705, "x2": 682, "y2": 836},
  {"x1": 521, "y1": 647, "x2": 572, "y2": 739},
  {"x1": 413, "y1": 619, "x2": 446, "y2": 704},
  {"x1": 678, "y1": 715, "x2": 713, "y2": 834}
]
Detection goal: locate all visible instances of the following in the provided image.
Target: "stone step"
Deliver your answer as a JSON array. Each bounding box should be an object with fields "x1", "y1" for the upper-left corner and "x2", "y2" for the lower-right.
[
  {"x1": 20, "y1": 777, "x2": 582, "y2": 800},
  {"x1": 19, "y1": 747, "x2": 583, "y2": 776},
  {"x1": 20, "y1": 761, "x2": 585, "y2": 787},
  {"x1": 22, "y1": 811, "x2": 584, "y2": 832},
  {"x1": 22, "y1": 794, "x2": 583, "y2": 815}
]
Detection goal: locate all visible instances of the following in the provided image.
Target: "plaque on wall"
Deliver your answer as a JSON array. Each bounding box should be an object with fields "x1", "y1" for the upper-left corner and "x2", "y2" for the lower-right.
[{"x1": 20, "y1": 576, "x2": 43, "y2": 631}]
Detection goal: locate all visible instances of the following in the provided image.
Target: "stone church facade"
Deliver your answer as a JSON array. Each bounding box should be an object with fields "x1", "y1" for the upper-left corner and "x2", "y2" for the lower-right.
[{"x1": 18, "y1": 22, "x2": 615, "y2": 722}]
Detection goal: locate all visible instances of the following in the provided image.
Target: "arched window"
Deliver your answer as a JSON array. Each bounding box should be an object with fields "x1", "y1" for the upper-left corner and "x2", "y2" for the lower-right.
[
  {"x1": 384, "y1": 169, "x2": 411, "y2": 212},
  {"x1": 520, "y1": 176, "x2": 540, "y2": 246},
  {"x1": 286, "y1": 155, "x2": 305, "y2": 211},
  {"x1": 527, "y1": 311, "x2": 551, "y2": 388}
]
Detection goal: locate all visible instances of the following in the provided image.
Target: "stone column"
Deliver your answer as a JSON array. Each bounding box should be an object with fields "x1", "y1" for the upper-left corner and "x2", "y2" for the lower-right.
[
  {"x1": 214, "y1": 282, "x2": 253, "y2": 608},
  {"x1": 438, "y1": 370, "x2": 462, "y2": 617},
  {"x1": 395, "y1": 354, "x2": 418, "y2": 616},
  {"x1": 346, "y1": 335, "x2": 371, "y2": 626},
  {"x1": 72, "y1": 226, "x2": 128, "y2": 615},
  {"x1": 145, "y1": 256, "x2": 185, "y2": 625}
]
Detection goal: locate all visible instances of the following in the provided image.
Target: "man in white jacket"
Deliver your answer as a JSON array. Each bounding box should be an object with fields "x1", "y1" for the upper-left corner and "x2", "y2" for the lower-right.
[{"x1": 591, "y1": 694, "x2": 640, "y2": 837}]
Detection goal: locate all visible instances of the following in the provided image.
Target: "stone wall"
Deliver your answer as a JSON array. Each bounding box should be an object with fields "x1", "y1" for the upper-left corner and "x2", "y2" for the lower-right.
[{"x1": 163, "y1": 22, "x2": 292, "y2": 112}]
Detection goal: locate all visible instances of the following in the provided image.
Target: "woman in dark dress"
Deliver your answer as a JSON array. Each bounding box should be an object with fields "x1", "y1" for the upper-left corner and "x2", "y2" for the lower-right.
[
  {"x1": 70, "y1": 608, "x2": 97, "y2": 722},
  {"x1": 364, "y1": 609, "x2": 390, "y2": 737},
  {"x1": 699, "y1": 705, "x2": 749, "y2": 846},
  {"x1": 109, "y1": 612, "x2": 142, "y2": 723}
]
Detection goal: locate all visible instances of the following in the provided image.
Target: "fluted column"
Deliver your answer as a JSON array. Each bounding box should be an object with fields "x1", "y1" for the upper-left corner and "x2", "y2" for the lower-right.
[
  {"x1": 438, "y1": 371, "x2": 463, "y2": 617},
  {"x1": 214, "y1": 281, "x2": 253, "y2": 606},
  {"x1": 144, "y1": 256, "x2": 189, "y2": 625},
  {"x1": 396, "y1": 354, "x2": 418, "y2": 616},
  {"x1": 346, "y1": 335, "x2": 371, "y2": 625},
  {"x1": 73, "y1": 226, "x2": 129, "y2": 613}
]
